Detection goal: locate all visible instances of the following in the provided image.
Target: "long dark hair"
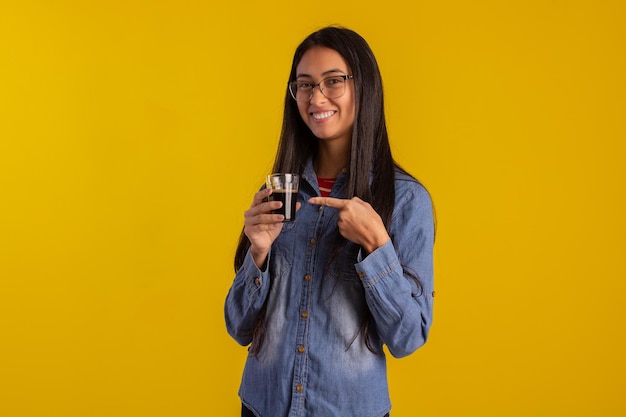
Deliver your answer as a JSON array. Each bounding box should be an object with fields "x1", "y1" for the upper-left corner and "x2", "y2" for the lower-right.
[{"x1": 234, "y1": 26, "x2": 418, "y2": 354}]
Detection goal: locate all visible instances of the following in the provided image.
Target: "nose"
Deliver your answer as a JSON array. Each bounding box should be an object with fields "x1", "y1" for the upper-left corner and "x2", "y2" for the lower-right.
[{"x1": 309, "y1": 85, "x2": 327, "y2": 104}]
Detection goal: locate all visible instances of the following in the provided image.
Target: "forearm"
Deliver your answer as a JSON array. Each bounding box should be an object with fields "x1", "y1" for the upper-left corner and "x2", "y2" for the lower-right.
[
  {"x1": 356, "y1": 240, "x2": 434, "y2": 358},
  {"x1": 224, "y1": 249, "x2": 271, "y2": 346}
]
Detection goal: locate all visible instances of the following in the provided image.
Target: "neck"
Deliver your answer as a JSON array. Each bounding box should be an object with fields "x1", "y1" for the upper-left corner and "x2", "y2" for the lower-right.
[{"x1": 314, "y1": 140, "x2": 350, "y2": 178}]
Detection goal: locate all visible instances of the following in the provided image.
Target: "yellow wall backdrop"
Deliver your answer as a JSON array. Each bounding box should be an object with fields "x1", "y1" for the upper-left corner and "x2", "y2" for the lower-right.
[{"x1": 1, "y1": 1, "x2": 624, "y2": 416}]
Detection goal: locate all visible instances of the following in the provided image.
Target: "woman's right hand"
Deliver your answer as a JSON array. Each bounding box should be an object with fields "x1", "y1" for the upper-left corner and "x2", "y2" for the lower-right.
[{"x1": 243, "y1": 188, "x2": 286, "y2": 268}]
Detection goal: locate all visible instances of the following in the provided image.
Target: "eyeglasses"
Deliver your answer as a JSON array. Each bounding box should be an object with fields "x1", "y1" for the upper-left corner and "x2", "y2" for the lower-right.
[{"x1": 288, "y1": 74, "x2": 354, "y2": 102}]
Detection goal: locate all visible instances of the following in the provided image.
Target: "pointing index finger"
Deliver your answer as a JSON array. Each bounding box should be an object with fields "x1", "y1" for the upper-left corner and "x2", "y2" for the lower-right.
[{"x1": 308, "y1": 197, "x2": 348, "y2": 208}]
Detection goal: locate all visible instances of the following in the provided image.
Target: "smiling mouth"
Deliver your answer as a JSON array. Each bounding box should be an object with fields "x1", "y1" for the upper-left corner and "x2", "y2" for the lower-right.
[{"x1": 311, "y1": 111, "x2": 336, "y2": 121}]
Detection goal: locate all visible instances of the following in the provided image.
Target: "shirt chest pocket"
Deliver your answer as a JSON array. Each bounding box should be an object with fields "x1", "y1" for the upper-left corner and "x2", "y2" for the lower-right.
[
  {"x1": 328, "y1": 242, "x2": 360, "y2": 281},
  {"x1": 270, "y1": 221, "x2": 297, "y2": 277}
]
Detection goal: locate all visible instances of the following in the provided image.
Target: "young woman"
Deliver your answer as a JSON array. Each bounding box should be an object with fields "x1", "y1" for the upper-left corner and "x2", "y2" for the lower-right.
[{"x1": 225, "y1": 26, "x2": 435, "y2": 417}]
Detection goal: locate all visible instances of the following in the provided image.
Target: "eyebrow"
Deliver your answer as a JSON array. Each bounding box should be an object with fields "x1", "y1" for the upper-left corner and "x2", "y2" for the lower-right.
[{"x1": 296, "y1": 68, "x2": 347, "y2": 79}]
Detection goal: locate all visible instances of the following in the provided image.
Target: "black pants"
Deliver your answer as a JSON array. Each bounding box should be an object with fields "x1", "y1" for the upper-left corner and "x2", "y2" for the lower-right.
[
  {"x1": 242, "y1": 404, "x2": 389, "y2": 417},
  {"x1": 241, "y1": 405, "x2": 255, "y2": 417}
]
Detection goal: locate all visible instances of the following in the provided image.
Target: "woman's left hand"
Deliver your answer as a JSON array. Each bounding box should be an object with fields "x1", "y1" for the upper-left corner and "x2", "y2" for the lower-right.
[{"x1": 308, "y1": 196, "x2": 390, "y2": 253}]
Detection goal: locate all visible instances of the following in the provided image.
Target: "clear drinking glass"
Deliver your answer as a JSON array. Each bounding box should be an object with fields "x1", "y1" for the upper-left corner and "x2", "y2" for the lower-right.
[{"x1": 266, "y1": 173, "x2": 299, "y2": 222}]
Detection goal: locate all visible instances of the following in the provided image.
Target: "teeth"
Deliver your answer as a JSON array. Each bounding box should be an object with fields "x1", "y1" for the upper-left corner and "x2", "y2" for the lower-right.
[{"x1": 312, "y1": 111, "x2": 335, "y2": 120}]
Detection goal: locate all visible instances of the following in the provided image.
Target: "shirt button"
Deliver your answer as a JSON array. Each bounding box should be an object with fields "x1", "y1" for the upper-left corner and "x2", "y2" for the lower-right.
[
  {"x1": 309, "y1": 238, "x2": 316, "y2": 245},
  {"x1": 357, "y1": 271, "x2": 366, "y2": 279},
  {"x1": 301, "y1": 310, "x2": 308, "y2": 319},
  {"x1": 295, "y1": 384, "x2": 303, "y2": 392},
  {"x1": 254, "y1": 277, "x2": 261, "y2": 285},
  {"x1": 297, "y1": 345, "x2": 305, "y2": 353},
  {"x1": 304, "y1": 274, "x2": 311, "y2": 282},
  {"x1": 318, "y1": 205, "x2": 323, "y2": 212}
]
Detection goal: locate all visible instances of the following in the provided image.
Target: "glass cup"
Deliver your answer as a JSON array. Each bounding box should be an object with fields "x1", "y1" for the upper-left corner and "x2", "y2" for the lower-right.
[{"x1": 266, "y1": 173, "x2": 299, "y2": 222}]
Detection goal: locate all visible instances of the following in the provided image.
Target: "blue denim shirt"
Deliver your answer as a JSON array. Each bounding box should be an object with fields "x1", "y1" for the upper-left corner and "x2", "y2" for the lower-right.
[{"x1": 225, "y1": 159, "x2": 435, "y2": 417}]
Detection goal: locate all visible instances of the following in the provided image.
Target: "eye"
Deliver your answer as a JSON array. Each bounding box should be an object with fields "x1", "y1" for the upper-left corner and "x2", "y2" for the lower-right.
[
  {"x1": 323, "y1": 76, "x2": 346, "y2": 90},
  {"x1": 298, "y1": 81, "x2": 313, "y2": 90}
]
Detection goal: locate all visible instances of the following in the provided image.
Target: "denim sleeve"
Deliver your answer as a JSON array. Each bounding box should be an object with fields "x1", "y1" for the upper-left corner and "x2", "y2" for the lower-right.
[
  {"x1": 224, "y1": 249, "x2": 272, "y2": 346},
  {"x1": 355, "y1": 184, "x2": 435, "y2": 358}
]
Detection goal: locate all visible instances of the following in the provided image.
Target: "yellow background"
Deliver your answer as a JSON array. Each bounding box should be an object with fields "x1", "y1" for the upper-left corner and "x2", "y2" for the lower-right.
[{"x1": 1, "y1": 1, "x2": 624, "y2": 416}]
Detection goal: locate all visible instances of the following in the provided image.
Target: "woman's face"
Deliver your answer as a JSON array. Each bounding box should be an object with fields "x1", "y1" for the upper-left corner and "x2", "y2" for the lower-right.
[{"x1": 294, "y1": 46, "x2": 355, "y2": 148}]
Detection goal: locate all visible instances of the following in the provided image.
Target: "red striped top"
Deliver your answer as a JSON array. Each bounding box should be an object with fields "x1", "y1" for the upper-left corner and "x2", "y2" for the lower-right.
[{"x1": 317, "y1": 177, "x2": 336, "y2": 197}]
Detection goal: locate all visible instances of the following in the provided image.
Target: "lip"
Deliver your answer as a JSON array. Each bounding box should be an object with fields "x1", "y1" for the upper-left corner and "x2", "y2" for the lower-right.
[{"x1": 310, "y1": 110, "x2": 336, "y2": 123}]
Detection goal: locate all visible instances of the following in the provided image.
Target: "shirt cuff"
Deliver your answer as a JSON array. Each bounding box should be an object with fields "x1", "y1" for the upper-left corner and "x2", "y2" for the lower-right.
[
  {"x1": 243, "y1": 248, "x2": 271, "y2": 300},
  {"x1": 354, "y1": 240, "x2": 400, "y2": 288}
]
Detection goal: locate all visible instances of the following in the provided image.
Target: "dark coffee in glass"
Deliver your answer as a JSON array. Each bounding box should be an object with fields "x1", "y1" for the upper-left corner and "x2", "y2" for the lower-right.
[{"x1": 266, "y1": 174, "x2": 299, "y2": 222}]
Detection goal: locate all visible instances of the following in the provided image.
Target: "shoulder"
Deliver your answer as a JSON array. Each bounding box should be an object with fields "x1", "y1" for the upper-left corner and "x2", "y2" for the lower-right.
[
  {"x1": 393, "y1": 168, "x2": 431, "y2": 203},
  {"x1": 392, "y1": 168, "x2": 433, "y2": 222}
]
